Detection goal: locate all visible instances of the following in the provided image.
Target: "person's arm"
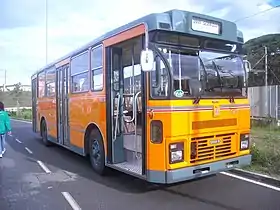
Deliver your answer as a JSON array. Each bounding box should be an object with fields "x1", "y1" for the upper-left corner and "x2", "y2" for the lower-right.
[{"x1": 4, "y1": 112, "x2": 11, "y2": 132}]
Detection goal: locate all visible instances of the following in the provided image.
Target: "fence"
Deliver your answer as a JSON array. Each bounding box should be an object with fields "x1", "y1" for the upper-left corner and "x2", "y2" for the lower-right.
[
  {"x1": 5, "y1": 107, "x2": 31, "y2": 112},
  {"x1": 248, "y1": 85, "x2": 280, "y2": 119}
]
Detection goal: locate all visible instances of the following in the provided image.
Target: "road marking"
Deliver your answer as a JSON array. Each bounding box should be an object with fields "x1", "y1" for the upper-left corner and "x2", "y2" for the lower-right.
[
  {"x1": 221, "y1": 172, "x2": 280, "y2": 192},
  {"x1": 15, "y1": 138, "x2": 22, "y2": 144},
  {"x1": 62, "y1": 192, "x2": 82, "y2": 210},
  {"x1": 25, "y1": 147, "x2": 33, "y2": 154},
  {"x1": 11, "y1": 119, "x2": 32, "y2": 124},
  {"x1": 37, "y1": 160, "x2": 51, "y2": 174}
]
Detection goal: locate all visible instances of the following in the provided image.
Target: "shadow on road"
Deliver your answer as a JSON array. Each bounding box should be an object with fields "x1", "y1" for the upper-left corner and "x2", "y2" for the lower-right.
[{"x1": 7, "y1": 129, "x2": 159, "y2": 194}]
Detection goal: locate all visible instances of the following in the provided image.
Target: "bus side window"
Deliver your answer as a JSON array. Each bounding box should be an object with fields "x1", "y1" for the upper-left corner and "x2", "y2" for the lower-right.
[
  {"x1": 38, "y1": 71, "x2": 46, "y2": 98},
  {"x1": 71, "y1": 50, "x2": 89, "y2": 93},
  {"x1": 91, "y1": 45, "x2": 103, "y2": 91},
  {"x1": 46, "y1": 67, "x2": 56, "y2": 96}
]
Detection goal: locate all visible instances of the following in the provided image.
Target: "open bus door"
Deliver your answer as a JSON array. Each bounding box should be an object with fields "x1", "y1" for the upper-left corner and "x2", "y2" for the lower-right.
[{"x1": 106, "y1": 36, "x2": 147, "y2": 177}]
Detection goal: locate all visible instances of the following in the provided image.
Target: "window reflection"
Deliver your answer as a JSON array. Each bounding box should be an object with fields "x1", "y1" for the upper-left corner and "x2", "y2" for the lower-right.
[{"x1": 72, "y1": 72, "x2": 89, "y2": 92}]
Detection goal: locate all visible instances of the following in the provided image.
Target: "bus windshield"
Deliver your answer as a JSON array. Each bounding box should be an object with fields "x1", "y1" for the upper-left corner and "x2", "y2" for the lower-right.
[{"x1": 153, "y1": 45, "x2": 246, "y2": 99}]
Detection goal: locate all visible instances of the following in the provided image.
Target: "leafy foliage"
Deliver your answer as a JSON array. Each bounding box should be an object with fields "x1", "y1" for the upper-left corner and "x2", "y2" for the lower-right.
[
  {"x1": 244, "y1": 33, "x2": 280, "y2": 87},
  {"x1": 0, "y1": 83, "x2": 31, "y2": 108}
]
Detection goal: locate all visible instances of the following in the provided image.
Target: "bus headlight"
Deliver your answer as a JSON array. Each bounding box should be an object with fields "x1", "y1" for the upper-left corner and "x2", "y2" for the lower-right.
[
  {"x1": 240, "y1": 134, "x2": 250, "y2": 150},
  {"x1": 169, "y1": 142, "x2": 184, "y2": 164}
]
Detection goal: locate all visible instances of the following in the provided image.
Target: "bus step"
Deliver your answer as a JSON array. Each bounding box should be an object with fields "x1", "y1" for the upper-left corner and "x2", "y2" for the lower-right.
[{"x1": 113, "y1": 161, "x2": 142, "y2": 175}]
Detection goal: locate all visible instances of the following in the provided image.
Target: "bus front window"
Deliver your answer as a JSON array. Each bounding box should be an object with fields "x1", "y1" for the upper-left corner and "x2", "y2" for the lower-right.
[
  {"x1": 155, "y1": 47, "x2": 246, "y2": 98},
  {"x1": 157, "y1": 47, "x2": 202, "y2": 97},
  {"x1": 200, "y1": 51, "x2": 247, "y2": 97}
]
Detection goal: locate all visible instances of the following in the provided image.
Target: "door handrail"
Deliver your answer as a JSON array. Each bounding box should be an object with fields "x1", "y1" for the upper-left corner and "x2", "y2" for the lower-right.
[{"x1": 113, "y1": 93, "x2": 121, "y2": 142}]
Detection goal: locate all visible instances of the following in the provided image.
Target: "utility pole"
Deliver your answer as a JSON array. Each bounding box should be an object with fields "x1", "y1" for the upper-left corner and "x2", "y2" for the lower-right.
[
  {"x1": 264, "y1": 46, "x2": 268, "y2": 117},
  {"x1": 45, "y1": 0, "x2": 48, "y2": 65},
  {"x1": 4, "y1": 69, "x2": 6, "y2": 91},
  {"x1": 0, "y1": 69, "x2": 7, "y2": 91}
]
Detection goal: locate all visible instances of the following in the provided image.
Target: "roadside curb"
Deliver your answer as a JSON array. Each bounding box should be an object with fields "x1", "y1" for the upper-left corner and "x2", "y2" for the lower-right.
[{"x1": 230, "y1": 168, "x2": 280, "y2": 187}]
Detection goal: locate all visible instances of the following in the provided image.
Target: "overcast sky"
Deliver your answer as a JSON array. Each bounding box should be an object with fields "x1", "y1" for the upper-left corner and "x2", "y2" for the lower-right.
[{"x1": 0, "y1": 0, "x2": 279, "y2": 85}]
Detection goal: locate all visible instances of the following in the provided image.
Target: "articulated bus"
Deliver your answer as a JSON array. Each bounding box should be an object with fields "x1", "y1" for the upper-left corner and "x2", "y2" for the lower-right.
[{"x1": 31, "y1": 9, "x2": 252, "y2": 184}]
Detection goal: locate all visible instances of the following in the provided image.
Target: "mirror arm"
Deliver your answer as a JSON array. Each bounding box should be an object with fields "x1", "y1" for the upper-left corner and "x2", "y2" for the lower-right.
[{"x1": 193, "y1": 96, "x2": 201, "y2": 105}]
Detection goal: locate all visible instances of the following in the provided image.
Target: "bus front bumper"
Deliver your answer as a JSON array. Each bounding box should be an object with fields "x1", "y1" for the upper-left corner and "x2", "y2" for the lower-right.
[{"x1": 147, "y1": 154, "x2": 252, "y2": 184}]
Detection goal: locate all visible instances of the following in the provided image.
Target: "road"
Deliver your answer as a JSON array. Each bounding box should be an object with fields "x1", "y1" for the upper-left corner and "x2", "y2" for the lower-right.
[{"x1": 1, "y1": 120, "x2": 280, "y2": 210}]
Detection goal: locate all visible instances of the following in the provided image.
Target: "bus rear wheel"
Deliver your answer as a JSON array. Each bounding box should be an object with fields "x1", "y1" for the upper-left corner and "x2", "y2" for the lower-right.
[
  {"x1": 41, "y1": 120, "x2": 51, "y2": 146},
  {"x1": 89, "y1": 129, "x2": 106, "y2": 175}
]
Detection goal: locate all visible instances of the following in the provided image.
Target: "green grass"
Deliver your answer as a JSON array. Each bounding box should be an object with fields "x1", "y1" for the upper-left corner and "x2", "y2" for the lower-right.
[
  {"x1": 243, "y1": 124, "x2": 280, "y2": 178},
  {"x1": 9, "y1": 108, "x2": 32, "y2": 121}
]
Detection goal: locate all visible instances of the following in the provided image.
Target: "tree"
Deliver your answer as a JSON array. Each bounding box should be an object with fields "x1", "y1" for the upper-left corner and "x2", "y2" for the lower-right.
[
  {"x1": 243, "y1": 34, "x2": 280, "y2": 86},
  {"x1": 8, "y1": 82, "x2": 23, "y2": 116}
]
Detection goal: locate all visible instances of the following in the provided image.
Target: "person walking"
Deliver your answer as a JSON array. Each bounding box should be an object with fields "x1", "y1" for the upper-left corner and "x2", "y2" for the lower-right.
[{"x1": 0, "y1": 102, "x2": 12, "y2": 158}]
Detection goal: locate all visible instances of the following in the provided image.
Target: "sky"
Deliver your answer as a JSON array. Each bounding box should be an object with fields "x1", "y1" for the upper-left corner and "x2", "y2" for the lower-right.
[{"x1": 0, "y1": 0, "x2": 279, "y2": 85}]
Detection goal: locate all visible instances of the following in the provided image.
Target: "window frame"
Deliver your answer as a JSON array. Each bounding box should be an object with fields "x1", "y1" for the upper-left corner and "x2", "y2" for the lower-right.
[
  {"x1": 45, "y1": 66, "x2": 56, "y2": 97},
  {"x1": 90, "y1": 44, "x2": 104, "y2": 92},
  {"x1": 70, "y1": 50, "x2": 90, "y2": 94},
  {"x1": 37, "y1": 70, "x2": 46, "y2": 98}
]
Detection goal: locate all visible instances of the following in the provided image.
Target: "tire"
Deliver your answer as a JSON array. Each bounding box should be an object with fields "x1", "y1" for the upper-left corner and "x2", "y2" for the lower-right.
[
  {"x1": 88, "y1": 129, "x2": 106, "y2": 175},
  {"x1": 41, "y1": 120, "x2": 51, "y2": 146}
]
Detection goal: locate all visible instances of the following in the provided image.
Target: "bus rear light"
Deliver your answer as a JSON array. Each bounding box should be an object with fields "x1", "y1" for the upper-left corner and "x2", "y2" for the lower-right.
[
  {"x1": 190, "y1": 142, "x2": 197, "y2": 159},
  {"x1": 150, "y1": 120, "x2": 163, "y2": 143},
  {"x1": 169, "y1": 142, "x2": 184, "y2": 164}
]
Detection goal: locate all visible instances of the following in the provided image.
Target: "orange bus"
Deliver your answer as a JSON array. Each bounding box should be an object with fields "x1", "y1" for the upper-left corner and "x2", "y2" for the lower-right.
[{"x1": 31, "y1": 9, "x2": 251, "y2": 184}]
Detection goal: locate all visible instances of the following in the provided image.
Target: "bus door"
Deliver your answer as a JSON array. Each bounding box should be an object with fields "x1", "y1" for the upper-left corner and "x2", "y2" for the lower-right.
[
  {"x1": 56, "y1": 64, "x2": 70, "y2": 146},
  {"x1": 31, "y1": 77, "x2": 37, "y2": 132},
  {"x1": 108, "y1": 37, "x2": 146, "y2": 176}
]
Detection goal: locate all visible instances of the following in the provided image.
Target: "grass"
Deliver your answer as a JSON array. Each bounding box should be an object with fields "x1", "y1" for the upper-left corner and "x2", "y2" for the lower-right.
[
  {"x1": 9, "y1": 108, "x2": 32, "y2": 121},
  {"x1": 243, "y1": 123, "x2": 280, "y2": 179}
]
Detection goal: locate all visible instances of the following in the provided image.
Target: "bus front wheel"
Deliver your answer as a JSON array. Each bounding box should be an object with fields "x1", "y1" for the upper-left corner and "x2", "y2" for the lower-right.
[{"x1": 89, "y1": 129, "x2": 106, "y2": 175}]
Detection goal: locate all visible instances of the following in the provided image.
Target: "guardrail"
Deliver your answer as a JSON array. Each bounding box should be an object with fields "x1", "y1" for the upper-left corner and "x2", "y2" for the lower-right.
[{"x1": 5, "y1": 107, "x2": 31, "y2": 111}]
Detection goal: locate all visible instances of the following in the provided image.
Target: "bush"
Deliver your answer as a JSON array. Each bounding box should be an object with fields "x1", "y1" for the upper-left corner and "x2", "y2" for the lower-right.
[
  {"x1": 8, "y1": 109, "x2": 32, "y2": 120},
  {"x1": 246, "y1": 126, "x2": 280, "y2": 176}
]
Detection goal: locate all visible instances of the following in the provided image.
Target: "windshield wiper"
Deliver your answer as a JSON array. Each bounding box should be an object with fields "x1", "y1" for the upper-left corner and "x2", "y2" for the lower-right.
[
  {"x1": 211, "y1": 61, "x2": 223, "y2": 91},
  {"x1": 212, "y1": 62, "x2": 237, "y2": 103},
  {"x1": 198, "y1": 56, "x2": 208, "y2": 91}
]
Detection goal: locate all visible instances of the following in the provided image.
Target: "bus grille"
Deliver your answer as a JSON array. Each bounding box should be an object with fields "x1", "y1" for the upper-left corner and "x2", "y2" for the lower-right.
[{"x1": 190, "y1": 133, "x2": 236, "y2": 164}]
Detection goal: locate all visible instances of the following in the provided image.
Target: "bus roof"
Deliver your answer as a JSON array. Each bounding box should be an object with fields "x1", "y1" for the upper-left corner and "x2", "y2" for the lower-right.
[{"x1": 32, "y1": 9, "x2": 243, "y2": 77}]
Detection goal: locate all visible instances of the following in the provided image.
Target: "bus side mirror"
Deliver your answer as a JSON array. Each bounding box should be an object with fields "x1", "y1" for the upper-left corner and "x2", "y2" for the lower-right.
[{"x1": 140, "y1": 49, "x2": 155, "y2": 72}]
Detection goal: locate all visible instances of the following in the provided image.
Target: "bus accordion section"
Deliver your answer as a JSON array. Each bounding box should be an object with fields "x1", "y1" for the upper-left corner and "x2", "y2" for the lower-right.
[{"x1": 31, "y1": 9, "x2": 251, "y2": 184}]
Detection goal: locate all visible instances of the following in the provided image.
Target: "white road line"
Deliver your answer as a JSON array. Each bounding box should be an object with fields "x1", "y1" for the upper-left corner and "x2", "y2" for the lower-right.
[
  {"x1": 11, "y1": 119, "x2": 32, "y2": 124},
  {"x1": 62, "y1": 192, "x2": 82, "y2": 210},
  {"x1": 25, "y1": 147, "x2": 33, "y2": 154},
  {"x1": 15, "y1": 138, "x2": 22, "y2": 144},
  {"x1": 221, "y1": 172, "x2": 280, "y2": 192},
  {"x1": 37, "y1": 160, "x2": 51, "y2": 174}
]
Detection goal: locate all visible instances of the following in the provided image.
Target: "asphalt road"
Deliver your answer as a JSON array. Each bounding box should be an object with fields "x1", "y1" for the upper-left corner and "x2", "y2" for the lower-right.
[{"x1": 1, "y1": 120, "x2": 280, "y2": 210}]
